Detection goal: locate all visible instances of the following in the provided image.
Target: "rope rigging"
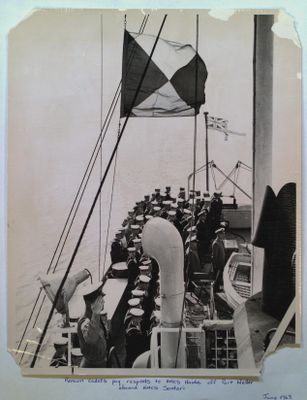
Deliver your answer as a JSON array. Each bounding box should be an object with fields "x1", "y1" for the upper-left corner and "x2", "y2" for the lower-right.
[
  {"x1": 17, "y1": 14, "x2": 150, "y2": 365},
  {"x1": 29, "y1": 14, "x2": 167, "y2": 368},
  {"x1": 100, "y1": 13, "x2": 150, "y2": 281},
  {"x1": 175, "y1": 14, "x2": 199, "y2": 368},
  {"x1": 101, "y1": 121, "x2": 121, "y2": 279},
  {"x1": 98, "y1": 13, "x2": 104, "y2": 281},
  {"x1": 187, "y1": 160, "x2": 252, "y2": 200}
]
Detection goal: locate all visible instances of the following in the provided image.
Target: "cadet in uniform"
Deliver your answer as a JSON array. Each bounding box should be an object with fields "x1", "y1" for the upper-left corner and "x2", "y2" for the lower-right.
[
  {"x1": 212, "y1": 228, "x2": 226, "y2": 292},
  {"x1": 125, "y1": 307, "x2": 146, "y2": 367},
  {"x1": 127, "y1": 225, "x2": 140, "y2": 247},
  {"x1": 164, "y1": 186, "x2": 173, "y2": 201},
  {"x1": 77, "y1": 284, "x2": 108, "y2": 368},
  {"x1": 176, "y1": 198, "x2": 185, "y2": 221},
  {"x1": 110, "y1": 236, "x2": 122, "y2": 264},
  {"x1": 185, "y1": 235, "x2": 202, "y2": 285},
  {"x1": 196, "y1": 209, "x2": 211, "y2": 262},
  {"x1": 178, "y1": 187, "x2": 186, "y2": 200},
  {"x1": 209, "y1": 192, "x2": 223, "y2": 237},
  {"x1": 154, "y1": 188, "x2": 162, "y2": 203},
  {"x1": 126, "y1": 247, "x2": 139, "y2": 288},
  {"x1": 160, "y1": 200, "x2": 172, "y2": 219},
  {"x1": 50, "y1": 336, "x2": 68, "y2": 367}
]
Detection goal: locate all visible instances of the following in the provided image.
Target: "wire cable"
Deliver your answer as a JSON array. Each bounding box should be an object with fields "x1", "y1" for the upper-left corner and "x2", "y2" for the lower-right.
[
  {"x1": 175, "y1": 14, "x2": 199, "y2": 368},
  {"x1": 17, "y1": 14, "x2": 149, "y2": 363},
  {"x1": 30, "y1": 14, "x2": 168, "y2": 368}
]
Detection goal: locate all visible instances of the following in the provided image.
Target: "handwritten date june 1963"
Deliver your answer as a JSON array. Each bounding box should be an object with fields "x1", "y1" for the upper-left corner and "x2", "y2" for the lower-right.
[{"x1": 263, "y1": 394, "x2": 293, "y2": 400}]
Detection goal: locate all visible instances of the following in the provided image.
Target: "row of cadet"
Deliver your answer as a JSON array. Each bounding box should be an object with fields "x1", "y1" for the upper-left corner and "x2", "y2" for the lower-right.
[
  {"x1": 110, "y1": 186, "x2": 224, "y2": 267},
  {"x1": 50, "y1": 274, "x2": 162, "y2": 369},
  {"x1": 110, "y1": 186, "x2": 226, "y2": 286},
  {"x1": 108, "y1": 187, "x2": 227, "y2": 367},
  {"x1": 123, "y1": 255, "x2": 162, "y2": 367}
]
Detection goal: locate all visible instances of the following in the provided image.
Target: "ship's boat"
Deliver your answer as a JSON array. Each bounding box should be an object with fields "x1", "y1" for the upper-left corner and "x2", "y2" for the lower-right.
[{"x1": 223, "y1": 252, "x2": 252, "y2": 310}]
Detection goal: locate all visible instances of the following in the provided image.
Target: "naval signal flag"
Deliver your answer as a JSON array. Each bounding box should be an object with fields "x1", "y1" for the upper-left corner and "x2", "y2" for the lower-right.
[{"x1": 120, "y1": 30, "x2": 208, "y2": 118}]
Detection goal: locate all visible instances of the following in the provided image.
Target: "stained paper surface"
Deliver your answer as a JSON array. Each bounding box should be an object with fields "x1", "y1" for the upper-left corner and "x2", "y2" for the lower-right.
[{"x1": 1, "y1": 2, "x2": 306, "y2": 400}]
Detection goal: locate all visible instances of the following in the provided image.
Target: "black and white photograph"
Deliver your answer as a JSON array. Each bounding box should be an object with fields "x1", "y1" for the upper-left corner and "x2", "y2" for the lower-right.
[{"x1": 7, "y1": 9, "x2": 300, "y2": 376}]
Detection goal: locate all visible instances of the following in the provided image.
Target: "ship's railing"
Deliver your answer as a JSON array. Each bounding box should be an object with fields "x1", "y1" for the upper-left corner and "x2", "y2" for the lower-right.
[
  {"x1": 150, "y1": 327, "x2": 205, "y2": 368},
  {"x1": 151, "y1": 321, "x2": 238, "y2": 369}
]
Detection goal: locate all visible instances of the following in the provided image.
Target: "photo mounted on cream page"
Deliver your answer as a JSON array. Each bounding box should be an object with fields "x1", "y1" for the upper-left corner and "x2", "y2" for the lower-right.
[{"x1": 7, "y1": 8, "x2": 301, "y2": 377}]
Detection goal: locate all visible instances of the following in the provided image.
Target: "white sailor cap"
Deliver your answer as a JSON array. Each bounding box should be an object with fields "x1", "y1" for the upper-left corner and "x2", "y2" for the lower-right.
[
  {"x1": 129, "y1": 308, "x2": 144, "y2": 317},
  {"x1": 69, "y1": 308, "x2": 81, "y2": 322},
  {"x1": 151, "y1": 200, "x2": 158, "y2": 205},
  {"x1": 215, "y1": 227, "x2": 225, "y2": 234},
  {"x1": 54, "y1": 336, "x2": 69, "y2": 346},
  {"x1": 139, "y1": 266, "x2": 150, "y2": 274},
  {"x1": 152, "y1": 310, "x2": 161, "y2": 320},
  {"x1": 153, "y1": 206, "x2": 161, "y2": 212},
  {"x1": 138, "y1": 233, "x2": 142, "y2": 238},
  {"x1": 167, "y1": 210, "x2": 176, "y2": 217},
  {"x1": 71, "y1": 348, "x2": 83, "y2": 357},
  {"x1": 220, "y1": 221, "x2": 227, "y2": 228},
  {"x1": 136, "y1": 215, "x2": 144, "y2": 222},
  {"x1": 132, "y1": 238, "x2": 142, "y2": 244},
  {"x1": 162, "y1": 200, "x2": 172, "y2": 206},
  {"x1": 170, "y1": 203, "x2": 178, "y2": 209},
  {"x1": 141, "y1": 259, "x2": 152, "y2": 265},
  {"x1": 112, "y1": 261, "x2": 128, "y2": 272},
  {"x1": 185, "y1": 234, "x2": 198, "y2": 244},
  {"x1": 131, "y1": 289, "x2": 145, "y2": 297},
  {"x1": 187, "y1": 225, "x2": 197, "y2": 232},
  {"x1": 128, "y1": 298, "x2": 141, "y2": 307},
  {"x1": 139, "y1": 275, "x2": 151, "y2": 284},
  {"x1": 145, "y1": 214, "x2": 153, "y2": 220},
  {"x1": 131, "y1": 224, "x2": 140, "y2": 230},
  {"x1": 127, "y1": 246, "x2": 136, "y2": 252},
  {"x1": 184, "y1": 209, "x2": 192, "y2": 215},
  {"x1": 198, "y1": 209, "x2": 208, "y2": 217},
  {"x1": 154, "y1": 297, "x2": 161, "y2": 308}
]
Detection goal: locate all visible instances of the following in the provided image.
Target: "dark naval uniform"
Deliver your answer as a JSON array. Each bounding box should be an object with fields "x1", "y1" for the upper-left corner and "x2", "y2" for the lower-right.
[
  {"x1": 196, "y1": 219, "x2": 211, "y2": 260},
  {"x1": 110, "y1": 240, "x2": 125, "y2": 263},
  {"x1": 77, "y1": 316, "x2": 108, "y2": 368},
  {"x1": 209, "y1": 196, "x2": 223, "y2": 236},
  {"x1": 212, "y1": 237, "x2": 226, "y2": 291},
  {"x1": 127, "y1": 257, "x2": 139, "y2": 288},
  {"x1": 185, "y1": 246, "x2": 202, "y2": 284}
]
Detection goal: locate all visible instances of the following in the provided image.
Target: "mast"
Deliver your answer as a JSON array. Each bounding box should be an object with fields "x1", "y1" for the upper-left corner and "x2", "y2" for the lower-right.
[
  {"x1": 204, "y1": 111, "x2": 209, "y2": 192},
  {"x1": 252, "y1": 15, "x2": 274, "y2": 294}
]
